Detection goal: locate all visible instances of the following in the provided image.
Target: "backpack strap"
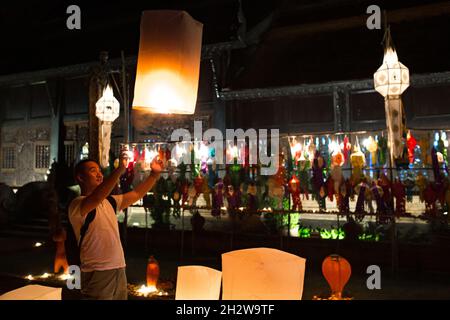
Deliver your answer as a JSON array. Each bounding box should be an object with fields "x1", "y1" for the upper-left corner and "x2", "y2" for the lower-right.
[
  {"x1": 106, "y1": 195, "x2": 117, "y2": 213},
  {"x1": 78, "y1": 196, "x2": 117, "y2": 248},
  {"x1": 78, "y1": 209, "x2": 96, "y2": 248}
]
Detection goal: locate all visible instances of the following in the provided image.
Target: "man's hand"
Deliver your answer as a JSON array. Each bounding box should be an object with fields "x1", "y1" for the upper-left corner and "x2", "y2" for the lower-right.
[
  {"x1": 118, "y1": 150, "x2": 131, "y2": 173},
  {"x1": 118, "y1": 155, "x2": 165, "y2": 211},
  {"x1": 150, "y1": 156, "x2": 164, "y2": 176}
]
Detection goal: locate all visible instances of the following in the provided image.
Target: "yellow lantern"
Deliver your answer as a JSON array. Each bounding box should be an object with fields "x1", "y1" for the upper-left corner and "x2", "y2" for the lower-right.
[
  {"x1": 132, "y1": 10, "x2": 203, "y2": 114},
  {"x1": 373, "y1": 27, "x2": 409, "y2": 159}
]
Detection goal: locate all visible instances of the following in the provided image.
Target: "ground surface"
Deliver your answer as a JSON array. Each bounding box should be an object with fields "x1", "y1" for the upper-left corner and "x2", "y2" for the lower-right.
[{"x1": 1, "y1": 236, "x2": 450, "y2": 300}]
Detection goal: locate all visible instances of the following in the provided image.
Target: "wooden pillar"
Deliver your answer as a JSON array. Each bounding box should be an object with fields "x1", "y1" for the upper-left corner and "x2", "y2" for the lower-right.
[{"x1": 88, "y1": 52, "x2": 109, "y2": 163}]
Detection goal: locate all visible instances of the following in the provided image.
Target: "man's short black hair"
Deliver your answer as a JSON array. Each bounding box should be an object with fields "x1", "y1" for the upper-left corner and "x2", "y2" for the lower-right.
[{"x1": 73, "y1": 159, "x2": 101, "y2": 181}]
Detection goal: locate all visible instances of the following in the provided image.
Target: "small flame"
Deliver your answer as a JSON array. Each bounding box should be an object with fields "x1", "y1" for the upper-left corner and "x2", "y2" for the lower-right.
[
  {"x1": 137, "y1": 285, "x2": 158, "y2": 296},
  {"x1": 26, "y1": 275, "x2": 34, "y2": 280},
  {"x1": 59, "y1": 273, "x2": 71, "y2": 281},
  {"x1": 40, "y1": 273, "x2": 50, "y2": 279},
  {"x1": 34, "y1": 242, "x2": 43, "y2": 247}
]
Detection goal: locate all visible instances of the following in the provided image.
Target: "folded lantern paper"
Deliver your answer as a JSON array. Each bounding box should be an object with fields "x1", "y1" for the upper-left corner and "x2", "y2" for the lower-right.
[
  {"x1": 175, "y1": 266, "x2": 222, "y2": 300},
  {"x1": 0, "y1": 285, "x2": 61, "y2": 300},
  {"x1": 221, "y1": 248, "x2": 306, "y2": 300},
  {"x1": 132, "y1": 10, "x2": 203, "y2": 114}
]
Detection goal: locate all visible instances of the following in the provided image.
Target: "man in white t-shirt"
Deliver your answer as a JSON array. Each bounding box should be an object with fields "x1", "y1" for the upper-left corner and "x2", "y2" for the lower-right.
[{"x1": 69, "y1": 153, "x2": 163, "y2": 300}]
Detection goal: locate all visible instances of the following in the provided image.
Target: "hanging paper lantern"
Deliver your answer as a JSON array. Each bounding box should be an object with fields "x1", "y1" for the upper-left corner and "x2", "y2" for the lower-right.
[
  {"x1": 374, "y1": 27, "x2": 409, "y2": 159},
  {"x1": 350, "y1": 140, "x2": 366, "y2": 185},
  {"x1": 365, "y1": 136, "x2": 378, "y2": 165},
  {"x1": 290, "y1": 139, "x2": 302, "y2": 163},
  {"x1": 132, "y1": 11, "x2": 203, "y2": 114},
  {"x1": 96, "y1": 85, "x2": 120, "y2": 168},
  {"x1": 288, "y1": 175, "x2": 302, "y2": 211},
  {"x1": 322, "y1": 255, "x2": 352, "y2": 300},
  {"x1": 340, "y1": 136, "x2": 351, "y2": 164},
  {"x1": 406, "y1": 131, "x2": 417, "y2": 164}
]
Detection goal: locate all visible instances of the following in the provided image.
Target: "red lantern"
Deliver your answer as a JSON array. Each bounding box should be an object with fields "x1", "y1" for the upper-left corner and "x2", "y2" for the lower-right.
[
  {"x1": 322, "y1": 254, "x2": 351, "y2": 299},
  {"x1": 146, "y1": 256, "x2": 160, "y2": 290},
  {"x1": 288, "y1": 175, "x2": 302, "y2": 211}
]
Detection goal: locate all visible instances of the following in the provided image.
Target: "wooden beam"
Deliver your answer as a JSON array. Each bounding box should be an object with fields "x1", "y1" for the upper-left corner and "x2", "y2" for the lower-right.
[{"x1": 268, "y1": 2, "x2": 450, "y2": 41}]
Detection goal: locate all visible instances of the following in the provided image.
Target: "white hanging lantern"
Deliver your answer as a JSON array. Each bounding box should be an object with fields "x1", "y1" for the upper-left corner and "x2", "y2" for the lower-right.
[
  {"x1": 96, "y1": 85, "x2": 120, "y2": 168},
  {"x1": 132, "y1": 11, "x2": 203, "y2": 114},
  {"x1": 374, "y1": 47, "x2": 409, "y2": 97},
  {"x1": 373, "y1": 27, "x2": 409, "y2": 159}
]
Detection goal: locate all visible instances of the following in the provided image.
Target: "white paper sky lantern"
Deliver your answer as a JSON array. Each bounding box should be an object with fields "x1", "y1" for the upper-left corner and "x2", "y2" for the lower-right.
[
  {"x1": 132, "y1": 11, "x2": 203, "y2": 114},
  {"x1": 175, "y1": 266, "x2": 222, "y2": 300},
  {"x1": 0, "y1": 285, "x2": 61, "y2": 300},
  {"x1": 222, "y1": 248, "x2": 306, "y2": 300}
]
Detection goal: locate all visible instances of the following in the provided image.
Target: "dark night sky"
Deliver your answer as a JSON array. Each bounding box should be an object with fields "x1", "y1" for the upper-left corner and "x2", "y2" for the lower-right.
[{"x1": 0, "y1": 0, "x2": 449, "y2": 89}]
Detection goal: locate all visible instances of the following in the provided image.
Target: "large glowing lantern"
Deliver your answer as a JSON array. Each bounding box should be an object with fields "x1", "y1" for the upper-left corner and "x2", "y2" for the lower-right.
[
  {"x1": 322, "y1": 254, "x2": 351, "y2": 299},
  {"x1": 175, "y1": 266, "x2": 222, "y2": 300},
  {"x1": 132, "y1": 11, "x2": 203, "y2": 114},
  {"x1": 374, "y1": 27, "x2": 409, "y2": 159},
  {"x1": 0, "y1": 285, "x2": 61, "y2": 300},
  {"x1": 96, "y1": 84, "x2": 120, "y2": 168},
  {"x1": 222, "y1": 248, "x2": 306, "y2": 300}
]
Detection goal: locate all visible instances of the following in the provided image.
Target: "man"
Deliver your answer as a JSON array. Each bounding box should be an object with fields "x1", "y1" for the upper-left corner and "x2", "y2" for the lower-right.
[{"x1": 69, "y1": 153, "x2": 163, "y2": 300}]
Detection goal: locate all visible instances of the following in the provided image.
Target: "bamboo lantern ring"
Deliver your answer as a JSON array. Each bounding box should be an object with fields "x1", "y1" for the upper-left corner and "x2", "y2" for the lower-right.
[{"x1": 132, "y1": 10, "x2": 203, "y2": 115}]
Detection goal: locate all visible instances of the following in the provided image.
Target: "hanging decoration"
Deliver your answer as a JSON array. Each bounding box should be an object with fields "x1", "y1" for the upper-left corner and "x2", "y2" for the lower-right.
[
  {"x1": 340, "y1": 136, "x2": 352, "y2": 164},
  {"x1": 350, "y1": 138, "x2": 366, "y2": 185},
  {"x1": 288, "y1": 175, "x2": 302, "y2": 211},
  {"x1": 374, "y1": 26, "x2": 409, "y2": 160},
  {"x1": 406, "y1": 131, "x2": 417, "y2": 164},
  {"x1": 132, "y1": 11, "x2": 203, "y2": 114},
  {"x1": 311, "y1": 150, "x2": 326, "y2": 210},
  {"x1": 96, "y1": 84, "x2": 120, "y2": 168},
  {"x1": 391, "y1": 179, "x2": 406, "y2": 216}
]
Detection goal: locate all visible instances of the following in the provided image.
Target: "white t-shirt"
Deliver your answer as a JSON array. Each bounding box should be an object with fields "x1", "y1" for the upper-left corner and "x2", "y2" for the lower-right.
[{"x1": 68, "y1": 195, "x2": 126, "y2": 272}]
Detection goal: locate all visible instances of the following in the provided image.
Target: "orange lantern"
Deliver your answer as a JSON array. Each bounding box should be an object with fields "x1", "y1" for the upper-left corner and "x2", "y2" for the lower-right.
[
  {"x1": 322, "y1": 254, "x2": 351, "y2": 299},
  {"x1": 132, "y1": 10, "x2": 203, "y2": 114},
  {"x1": 146, "y1": 256, "x2": 160, "y2": 291}
]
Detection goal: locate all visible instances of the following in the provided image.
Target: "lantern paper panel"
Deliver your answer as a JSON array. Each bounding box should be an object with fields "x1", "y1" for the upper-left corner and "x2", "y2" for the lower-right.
[
  {"x1": 0, "y1": 285, "x2": 61, "y2": 300},
  {"x1": 222, "y1": 248, "x2": 306, "y2": 300},
  {"x1": 99, "y1": 123, "x2": 112, "y2": 168},
  {"x1": 132, "y1": 10, "x2": 203, "y2": 115},
  {"x1": 384, "y1": 97, "x2": 405, "y2": 159},
  {"x1": 175, "y1": 266, "x2": 222, "y2": 300}
]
